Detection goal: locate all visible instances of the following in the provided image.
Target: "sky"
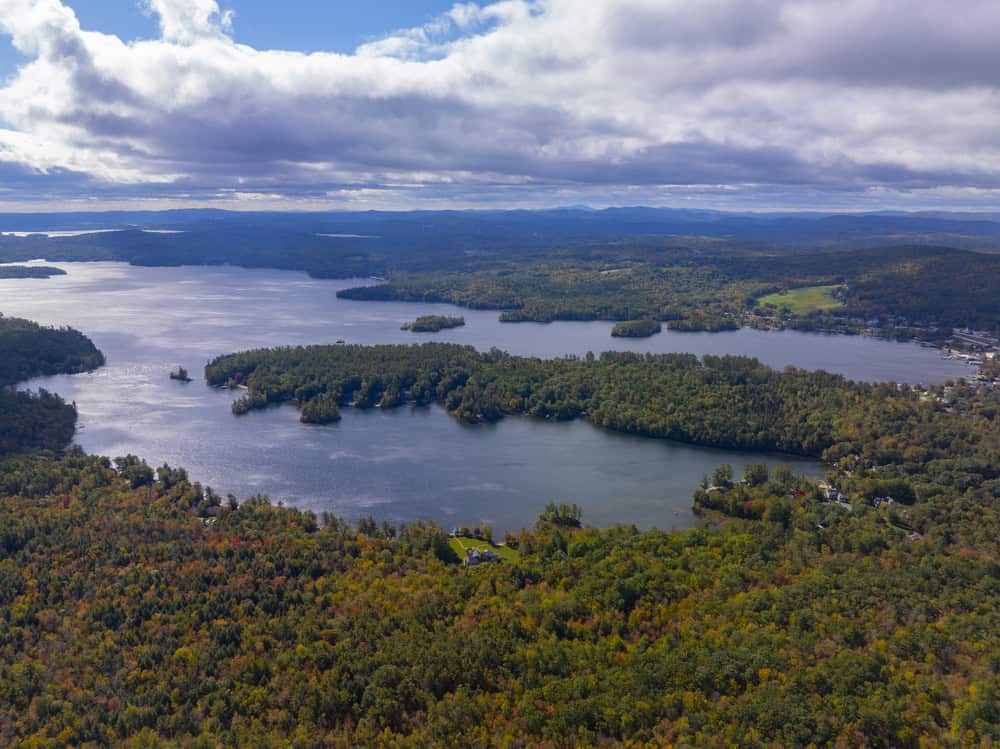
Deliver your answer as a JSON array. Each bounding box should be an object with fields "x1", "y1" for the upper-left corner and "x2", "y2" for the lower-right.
[
  {"x1": 1, "y1": 0, "x2": 999, "y2": 212},
  {"x1": 0, "y1": 1, "x2": 459, "y2": 76}
]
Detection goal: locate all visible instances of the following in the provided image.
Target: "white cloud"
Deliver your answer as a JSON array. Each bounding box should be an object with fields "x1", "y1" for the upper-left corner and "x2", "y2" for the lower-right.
[
  {"x1": 143, "y1": 0, "x2": 233, "y2": 44},
  {"x1": 0, "y1": 0, "x2": 998, "y2": 208}
]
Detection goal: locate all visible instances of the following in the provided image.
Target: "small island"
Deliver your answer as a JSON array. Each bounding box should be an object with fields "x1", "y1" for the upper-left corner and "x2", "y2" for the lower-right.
[
  {"x1": 401, "y1": 315, "x2": 466, "y2": 333},
  {"x1": 0, "y1": 265, "x2": 67, "y2": 279},
  {"x1": 611, "y1": 319, "x2": 662, "y2": 338},
  {"x1": 169, "y1": 366, "x2": 192, "y2": 383}
]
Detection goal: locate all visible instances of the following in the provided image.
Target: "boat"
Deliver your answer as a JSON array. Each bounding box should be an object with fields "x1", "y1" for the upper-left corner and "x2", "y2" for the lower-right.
[{"x1": 169, "y1": 366, "x2": 192, "y2": 383}]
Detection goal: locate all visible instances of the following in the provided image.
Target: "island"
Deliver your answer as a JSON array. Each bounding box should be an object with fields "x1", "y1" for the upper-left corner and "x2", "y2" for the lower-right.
[
  {"x1": 400, "y1": 315, "x2": 465, "y2": 333},
  {"x1": 169, "y1": 366, "x2": 192, "y2": 382},
  {"x1": 611, "y1": 319, "x2": 662, "y2": 337},
  {"x1": 0, "y1": 265, "x2": 66, "y2": 279}
]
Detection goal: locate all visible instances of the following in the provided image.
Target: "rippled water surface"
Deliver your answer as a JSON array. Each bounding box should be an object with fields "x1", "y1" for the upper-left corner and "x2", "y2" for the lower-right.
[{"x1": 2, "y1": 262, "x2": 969, "y2": 530}]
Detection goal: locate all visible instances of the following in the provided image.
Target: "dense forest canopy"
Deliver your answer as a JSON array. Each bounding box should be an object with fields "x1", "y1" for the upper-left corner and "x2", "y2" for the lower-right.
[
  {"x1": 611, "y1": 319, "x2": 662, "y2": 337},
  {"x1": 0, "y1": 445, "x2": 995, "y2": 746},
  {"x1": 0, "y1": 316, "x2": 105, "y2": 456},
  {"x1": 0, "y1": 315, "x2": 104, "y2": 387},
  {"x1": 338, "y1": 245, "x2": 1000, "y2": 332},
  {"x1": 400, "y1": 315, "x2": 466, "y2": 333},
  {"x1": 0, "y1": 389, "x2": 79, "y2": 456}
]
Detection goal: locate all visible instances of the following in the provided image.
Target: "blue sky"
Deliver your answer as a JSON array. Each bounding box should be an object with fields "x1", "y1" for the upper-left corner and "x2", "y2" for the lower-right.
[
  {"x1": 1, "y1": 1, "x2": 456, "y2": 79},
  {"x1": 1, "y1": 0, "x2": 1000, "y2": 211}
]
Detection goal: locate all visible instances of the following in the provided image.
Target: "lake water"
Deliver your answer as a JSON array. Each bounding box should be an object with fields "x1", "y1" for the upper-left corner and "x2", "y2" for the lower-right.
[{"x1": 0, "y1": 262, "x2": 970, "y2": 531}]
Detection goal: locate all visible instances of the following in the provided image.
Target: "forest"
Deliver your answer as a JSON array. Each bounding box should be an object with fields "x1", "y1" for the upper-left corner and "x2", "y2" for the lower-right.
[
  {"x1": 0, "y1": 439, "x2": 995, "y2": 745},
  {"x1": 0, "y1": 318, "x2": 997, "y2": 745},
  {"x1": 0, "y1": 315, "x2": 105, "y2": 387},
  {"x1": 0, "y1": 316, "x2": 105, "y2": 456},
  {"x1": 336, "y1": 244, "x2": 1000, "y2": 334}
]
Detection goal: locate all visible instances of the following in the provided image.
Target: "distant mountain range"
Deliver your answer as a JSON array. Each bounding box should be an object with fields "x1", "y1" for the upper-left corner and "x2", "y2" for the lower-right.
[{"x1": 2, "y1": 207, "x2": 999, "y2": 251}]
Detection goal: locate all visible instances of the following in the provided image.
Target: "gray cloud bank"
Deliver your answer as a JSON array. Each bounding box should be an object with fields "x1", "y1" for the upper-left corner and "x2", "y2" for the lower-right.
[{"x1": 1, "y1": 0, "x2": 999, "y2": 210}]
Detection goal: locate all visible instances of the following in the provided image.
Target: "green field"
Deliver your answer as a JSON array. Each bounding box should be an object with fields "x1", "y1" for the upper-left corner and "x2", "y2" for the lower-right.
[
  {"x1": 757, "y1": 284, "x2": 844, "y2": 314},
  {"x1": 448, "y1": 536, "x2": 520, "y2": 562}
]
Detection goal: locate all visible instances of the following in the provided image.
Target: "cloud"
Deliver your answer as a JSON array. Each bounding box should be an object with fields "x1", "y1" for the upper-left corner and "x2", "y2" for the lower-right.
[
  {"x1": 0, "y1": 0, "x2": 998, "y2": 209},
  {"x1": 143, "y1": 0, "x2": 234, "y2": 44}
]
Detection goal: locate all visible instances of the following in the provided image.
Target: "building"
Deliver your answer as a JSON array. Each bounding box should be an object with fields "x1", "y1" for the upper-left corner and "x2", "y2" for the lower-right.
[{"x1": 464, "y1": 548, "x2": 500, "y2": 566}]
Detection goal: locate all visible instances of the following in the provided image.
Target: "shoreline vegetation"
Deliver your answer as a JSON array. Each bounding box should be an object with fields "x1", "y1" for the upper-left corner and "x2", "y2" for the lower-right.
[
  {"x1": 0, "y1": 315, "x2": 104, "y2": 455},
  {"x1": 667, "y1": 315, "x2": 741, "y2": 332},
  {"x1": 0, "y1": 315, "x2": 997, "y2": 744},
  {"x1": 400, "y1": 314, "x2": 465, "y2": 332},
  {"x1": 332, "y1": 244, "x2": 1000, "y2": 342}
]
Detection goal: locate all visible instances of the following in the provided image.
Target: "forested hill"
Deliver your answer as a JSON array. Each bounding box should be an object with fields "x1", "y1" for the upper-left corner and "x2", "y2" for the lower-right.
[
  {"x1": 0, "y1": 316, "x2": 105, "y2": 455},
  {"x1": 0, "y1": 443, "x2": 995, "y2": 745},
  {"x1": 335, "y1": 244, "x2": 1000, "y2": 331}
]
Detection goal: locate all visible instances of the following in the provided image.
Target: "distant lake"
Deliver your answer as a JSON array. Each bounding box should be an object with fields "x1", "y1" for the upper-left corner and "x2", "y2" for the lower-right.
[
  {"x1": 0, "y1": 262, "x2": 970, "y2": 531},
  {"x1": 0, "y1": 229, "x2": 184, "y2": 237}
]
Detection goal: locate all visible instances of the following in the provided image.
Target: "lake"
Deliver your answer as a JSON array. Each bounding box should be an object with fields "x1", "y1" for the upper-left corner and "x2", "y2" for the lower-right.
[{"x1": 0, "y1": 262, "x2": 970, "y2": 531}]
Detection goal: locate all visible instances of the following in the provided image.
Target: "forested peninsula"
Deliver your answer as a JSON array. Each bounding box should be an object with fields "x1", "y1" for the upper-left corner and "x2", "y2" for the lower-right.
[
  {"x1": 0, "y1": 314, "x2": 104, "y2": 385},
  {"x1": 207, "y1": 342, "x2": 1000, "y2": 512},
  {"x1": 0, "y1": 316, "x2": 104, "y2": 455}
]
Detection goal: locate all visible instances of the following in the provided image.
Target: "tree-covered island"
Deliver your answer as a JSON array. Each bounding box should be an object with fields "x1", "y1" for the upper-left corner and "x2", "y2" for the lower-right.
[
  {"x1": 610, "y1": 319, "x2": 661, "y2": 337},
  {"x1": 400, "y1": 314, "x2": 466, "y2": 332}
]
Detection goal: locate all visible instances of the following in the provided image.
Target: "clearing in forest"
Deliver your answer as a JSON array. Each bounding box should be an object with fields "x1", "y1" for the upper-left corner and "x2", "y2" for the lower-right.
[{"x1": 757, "y1": 284, "x2": 843, "y2": 314}]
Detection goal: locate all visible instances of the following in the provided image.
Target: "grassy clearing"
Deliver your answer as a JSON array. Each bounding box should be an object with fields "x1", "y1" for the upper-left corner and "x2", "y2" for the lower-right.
[
  {"x1": 449, "y1": 536, "x2": 520, "y2": 562},
  {"x1": 757, "y1": 284, "x2": 844, "y2": 314}
]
